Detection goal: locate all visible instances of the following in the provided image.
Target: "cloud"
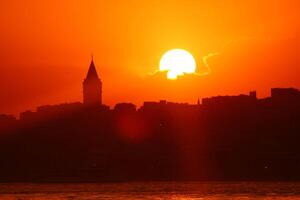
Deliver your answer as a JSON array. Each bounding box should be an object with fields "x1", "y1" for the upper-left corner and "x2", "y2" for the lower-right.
[
  {"x1": 128, "y1": 35, "x2": 300, "y2": 106},
  {"x1": 143, "y1": 35, "x2": 300, "y2": 101},
  {"x1": 201, "y1": 52, "x2": 220, "y2": 75},
  {"x1": 147, "y1": 52, "x2": 220, "y2": 79},
  {"x1": 201, "y1": 36, "x2": 300, "y2": 90}
]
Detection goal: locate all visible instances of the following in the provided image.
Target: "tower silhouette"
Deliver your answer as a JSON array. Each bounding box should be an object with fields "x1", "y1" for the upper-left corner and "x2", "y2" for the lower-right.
[{"x1": 83, "y1": 57, "x2": 102, "y2": 105}]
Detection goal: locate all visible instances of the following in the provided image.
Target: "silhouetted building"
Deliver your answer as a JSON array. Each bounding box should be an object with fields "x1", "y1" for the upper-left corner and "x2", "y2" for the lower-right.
[
  {"x1": 271, "y1": 88, "x2": 300, "y2": 98},
  {"x1": 202, "y1": 91, "x2": 257, "y2": 107},
  {"x1": 0, "y1": 114, "x2": 16, "y2": 122},
  {"x1": 0, "y1": 114, "x2": 16, "y2": 128},
  {"x1": 83, "y1": 58, "x2": 102, "y2": 105},
  {"x1": 114, "y1": 103, "x2": 136, "y2": 113},
  {"x1": 3, "y1": 84, "x2": 300, "y2": 182},
  {"x1": 139, "y1": 100, "x2": 168, "y2": 112},
  {"x1": 20, "y1": 110, "x2": 36, "y2": 121},
  {"x1": 139, "y1": 100, "x2": 197, "y2": 113},
  {"x1": 249, "y1": 91, "x2": 257, "y2": 99},
  {"x1": 197, "y1": 98, "x2": 200, "y2": 105},
  {"x1": 271, "y1": 88, "x2": 300, "y2": 106}
]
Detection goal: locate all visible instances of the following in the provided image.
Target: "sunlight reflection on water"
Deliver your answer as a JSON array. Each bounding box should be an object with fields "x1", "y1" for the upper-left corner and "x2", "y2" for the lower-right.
[{"x1": 0, "y1": 182, "x2": 300, "y2": 199}]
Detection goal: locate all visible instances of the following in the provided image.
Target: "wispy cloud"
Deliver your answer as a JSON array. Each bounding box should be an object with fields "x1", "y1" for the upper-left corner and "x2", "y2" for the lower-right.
[{"x1": 199, "y1": 52, "x2": 220, "y2": 76}]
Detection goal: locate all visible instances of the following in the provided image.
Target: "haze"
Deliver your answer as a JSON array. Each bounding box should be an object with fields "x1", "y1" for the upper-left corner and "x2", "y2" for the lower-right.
[{"x1": 0, "y1": 0, "x2": 299, "y2": 115}]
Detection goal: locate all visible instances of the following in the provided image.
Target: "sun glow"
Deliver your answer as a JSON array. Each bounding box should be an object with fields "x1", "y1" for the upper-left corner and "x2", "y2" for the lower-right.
[{"x1": 159, "y1": 49, "x2": 196, "y2": 79}]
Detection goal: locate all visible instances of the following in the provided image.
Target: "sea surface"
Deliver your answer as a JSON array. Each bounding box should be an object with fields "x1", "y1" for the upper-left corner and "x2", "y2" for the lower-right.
[{"x1": 0, "y1": 182, "x2": 300, "y2": 199}]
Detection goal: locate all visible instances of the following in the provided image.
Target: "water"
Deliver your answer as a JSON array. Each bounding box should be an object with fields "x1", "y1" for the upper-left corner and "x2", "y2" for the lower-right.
[{"x1": 0, "y1": 182, "x2": 300, "y2": 199}]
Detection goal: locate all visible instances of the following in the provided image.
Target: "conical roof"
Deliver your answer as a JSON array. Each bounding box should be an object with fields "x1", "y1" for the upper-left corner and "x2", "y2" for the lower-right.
[{"x1": 86, "y1": 59, "x2": 99, "y2": 79}]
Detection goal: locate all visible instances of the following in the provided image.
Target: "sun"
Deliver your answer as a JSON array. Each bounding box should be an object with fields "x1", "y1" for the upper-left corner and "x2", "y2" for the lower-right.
[{"x1": 160, "y1": 49, "x2": 196, "y2": 79}]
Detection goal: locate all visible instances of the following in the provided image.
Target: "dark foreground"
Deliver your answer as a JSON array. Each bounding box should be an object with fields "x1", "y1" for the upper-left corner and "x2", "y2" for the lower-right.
[
  {"x1": 1, "y1": 88, "x2": 300, "y2": 181},
  {"x1": 0, "y1": 182, "x2": 300, "y2": 199}
]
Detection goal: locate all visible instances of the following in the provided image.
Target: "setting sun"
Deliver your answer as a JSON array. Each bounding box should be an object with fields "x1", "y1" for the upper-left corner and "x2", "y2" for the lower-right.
[{"x1": 159, "y1": 49, "x2": 196, "y2": 79}]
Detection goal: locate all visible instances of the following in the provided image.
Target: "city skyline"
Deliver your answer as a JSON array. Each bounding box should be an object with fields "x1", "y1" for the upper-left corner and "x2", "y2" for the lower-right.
[
  {"x1": 1, "y1": 72, "x2": 300, "y2": 182},
  {"x1": 1, "y1": 0, "x2": 300, "y2": 198},
  {"x1": 2, "y1": 56, "x2": 300, "y2": 118},
  {"x1": 0, "y1": 0, "x2": 299, "y2": 115},
  {"x1": 2, "y1": 58, "x2": 300, "y2": 120}
]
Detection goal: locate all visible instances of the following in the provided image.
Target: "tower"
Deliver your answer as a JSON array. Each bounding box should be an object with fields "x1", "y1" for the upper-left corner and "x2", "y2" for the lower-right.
[
  {"x1": 197, "y1": 98, "x2": 200, "y2": 105},
  {"x1": 83, "y1": 57, "x2": 102, "y2": 105}
]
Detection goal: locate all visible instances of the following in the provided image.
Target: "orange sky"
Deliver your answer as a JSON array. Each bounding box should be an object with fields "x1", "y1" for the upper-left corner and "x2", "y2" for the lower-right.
[{"x1": 0, "y1": 0, "x2": 299, "y2": 115}]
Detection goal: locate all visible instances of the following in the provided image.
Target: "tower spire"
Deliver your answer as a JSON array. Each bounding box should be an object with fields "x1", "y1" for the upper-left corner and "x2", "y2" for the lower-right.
[
  {"x1": 86, "y1": 56, "x2": 99, "y2": 79},
  {"x1": 83, "y1": 57, "x2": 102, "y2": 105}
]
